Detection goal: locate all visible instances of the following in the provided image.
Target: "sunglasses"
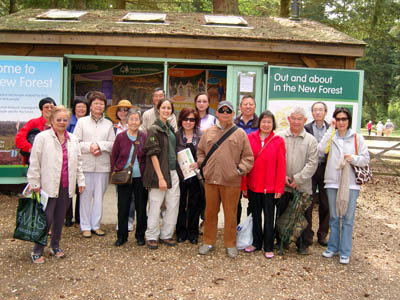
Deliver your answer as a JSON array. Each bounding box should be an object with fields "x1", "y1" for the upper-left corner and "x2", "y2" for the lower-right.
[
  {"x1": 183, "y1": 117, "x2": 196, "y2": 122},
  {"x1": 118, "y1": 108, "x2": 129, "y2": 112},
  {"x1": 218, "y1": 107, "x2": 233, "y2": 114},
  {"x1": 335, "y1": 117, "x2": 349, "y2": 122}
]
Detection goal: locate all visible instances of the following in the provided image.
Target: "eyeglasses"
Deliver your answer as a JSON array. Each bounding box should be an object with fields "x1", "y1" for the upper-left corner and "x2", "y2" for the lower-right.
[
  {"x1": 183, "y1": 117, "x2": 196, "y2": 122},
  {"x1": 118, "y1": 108, "x2": 129, "y2": 112},
  {"x1": 335, "y1": 117, "x2": 349, "y2": 122},
  {"x1": 55, "y1": 118, "x2": 69, "y2": 123},
  {"x1": 218, "y1": 107, "x2": 233, "y2": 114}
]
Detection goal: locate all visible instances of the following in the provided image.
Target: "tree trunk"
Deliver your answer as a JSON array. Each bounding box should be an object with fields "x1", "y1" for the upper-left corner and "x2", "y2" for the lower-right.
[
  {"x1": 10, "y1": 0, "x2": 17, "y2": 13},
  {"x1": 213, "y1": 0, "x2": 239, "y2": 15},
  {"x1": 73, "y1": 0, "x2": 86, "y2": 9},
  {"x1": 115, "y1": 0, "x2": 126, "y2": 9},
  {"x1": 280, "y1": 0, "x2": 290, "y2": 18}
]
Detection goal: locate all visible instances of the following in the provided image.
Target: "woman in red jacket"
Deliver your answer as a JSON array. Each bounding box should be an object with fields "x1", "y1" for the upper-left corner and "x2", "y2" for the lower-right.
[{"x1": 242, "y1": 110, "x2": 286, "y2": 259}]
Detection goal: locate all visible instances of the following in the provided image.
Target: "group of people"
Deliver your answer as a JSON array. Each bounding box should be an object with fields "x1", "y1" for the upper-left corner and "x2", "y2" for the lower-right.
[
  {"x1": 369, "y1": 119, "x2": 395, "y2": 136},
  {"x1": 15, "y1": 88, "x2": 370, "y2": 266}
]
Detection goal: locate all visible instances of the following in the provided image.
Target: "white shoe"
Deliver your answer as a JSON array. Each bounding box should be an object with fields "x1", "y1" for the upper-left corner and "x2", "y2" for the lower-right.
[
  {"x1": 339, "y1": 256, "x2": 350, "y2": 264},
  {"x1": 322, "y1": 250, "x2": 338, "y2": 258}
]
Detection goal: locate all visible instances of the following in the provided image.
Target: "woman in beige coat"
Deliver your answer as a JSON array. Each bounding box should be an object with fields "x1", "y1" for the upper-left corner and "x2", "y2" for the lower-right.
[{"x1": 28, "y1": 105, "x2": 85, "y2": 264}]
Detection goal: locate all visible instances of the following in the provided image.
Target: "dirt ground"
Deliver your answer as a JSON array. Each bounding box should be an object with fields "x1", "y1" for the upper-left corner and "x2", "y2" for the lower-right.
[{"x1": 0, "y1": 176, "x2": 399, "y2": 300}]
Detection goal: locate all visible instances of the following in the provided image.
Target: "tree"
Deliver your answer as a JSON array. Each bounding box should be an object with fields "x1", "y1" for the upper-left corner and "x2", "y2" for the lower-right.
[
  {"x1": 280, "y1": 0, "x2": 289, "y2": 17},
  {"x1": 213, "y1": 0, "x2": 239, "y2": 14}
]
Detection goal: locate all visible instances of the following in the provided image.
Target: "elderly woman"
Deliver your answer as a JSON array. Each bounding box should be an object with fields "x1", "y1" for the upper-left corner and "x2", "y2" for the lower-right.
[
  {"x1": 241, "y1": 111, "x2": 286, "y2": 259},
  {"x1": 194, "y1": 93, "x2": 216, "y2": 132},
  {"x1": 65, "y1": 96, "x2": 89, "y2": 227},
  {"x1": 176, "y1": 107, "x2": 202, "y2": 244},
  {"x1": 74, "y1": 91, "x2": 115, "y2": 238},
  {"x1": 28, "y1": 105, "x2": 85, "y2": 263},
  {"x1": 319, "y1": 107, "x2": 369, "y2": 264},
  {"x1": 143, "y1": 99, "x2": 180, "y2": 250},
  {"x1": 111, "y1": 109, "x2": 147, "y2": 246}
]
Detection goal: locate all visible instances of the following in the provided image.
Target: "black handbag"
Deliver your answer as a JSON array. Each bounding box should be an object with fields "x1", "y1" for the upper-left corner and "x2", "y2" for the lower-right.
[
  {"x1": 111, "y1": 140, "x2": 139, "y2": 185},
  {"x1": 13, "y1": 192, "x2": 48, "y2": 246}
]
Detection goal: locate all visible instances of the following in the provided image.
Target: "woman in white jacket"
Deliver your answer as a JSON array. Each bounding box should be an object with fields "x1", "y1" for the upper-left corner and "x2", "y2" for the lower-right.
[
  {"x1": 28, "y1": 105, "x2": 85, "y2": 264},
  {"x1": 318, "y1": 107, "x2": 369, "y2": 265}
]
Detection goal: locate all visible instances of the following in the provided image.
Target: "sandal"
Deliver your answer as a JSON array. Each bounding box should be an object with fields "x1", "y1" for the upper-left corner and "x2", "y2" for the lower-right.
[
  {"x1": 31, "y1": 253, "x2": 44, "y2": 264},
  {"x1": 50, "y1": 248, "x2": 65, "y2": 258},
  {"x1": 244, "y1": 245, "x2": 257, "y2": 253},
  {"x1": 264, "y1": 252, "x2": 274, "y2": 259}
]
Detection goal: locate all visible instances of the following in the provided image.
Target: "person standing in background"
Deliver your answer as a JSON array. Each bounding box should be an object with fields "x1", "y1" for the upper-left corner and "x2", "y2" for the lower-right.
[
  {"x1": 367, "y1": 121, "x2": 373, "y2": 136},
  {"x1": 74, "y1": 91, "x2": 115, "y2": 238},
  {"x1": 303, "y1": 102, "x2": 330, "y2": 248}
]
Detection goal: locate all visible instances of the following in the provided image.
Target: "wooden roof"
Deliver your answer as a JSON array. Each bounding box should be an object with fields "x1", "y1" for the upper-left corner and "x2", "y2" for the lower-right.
[{"x1": 0, "y1": 9, "x2": 365, "y2": 57}]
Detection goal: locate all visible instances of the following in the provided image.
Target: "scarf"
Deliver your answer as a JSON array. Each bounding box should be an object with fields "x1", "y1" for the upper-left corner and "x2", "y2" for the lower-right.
[{"x1": 336, "y1": 157, "x2": 350, "y2": 217}]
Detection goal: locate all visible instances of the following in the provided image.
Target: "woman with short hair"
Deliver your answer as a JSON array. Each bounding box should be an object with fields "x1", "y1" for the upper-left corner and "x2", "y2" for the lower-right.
[{"x1": 28, "y1": 105, "x2": 85, "y2": 263}]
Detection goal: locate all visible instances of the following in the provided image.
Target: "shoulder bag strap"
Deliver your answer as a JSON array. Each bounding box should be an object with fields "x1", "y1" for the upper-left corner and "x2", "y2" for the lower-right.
[
  {"x1": 255, "y1": 135, "x2": 275, "y2": 161},
  {"x1": 200, "y1": 125, "x2": 238, "y2": 172},
  {"x1": 354, "y1": 133, "x2": 358, "y2": 155},
  {"x1": 128, "y1": 133, "x2": 141, "y2": 169}
]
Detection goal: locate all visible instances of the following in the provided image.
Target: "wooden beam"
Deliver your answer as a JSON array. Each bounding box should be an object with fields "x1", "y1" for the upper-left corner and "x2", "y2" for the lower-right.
[
  {"x1": 300, "y1": 55, "x2": 319, "y2": 68},
  {"x1": 345, "y1": 57, "x2": 356, "y2": 69},
  {"x1": 0, "y1": 33, "x2": 365, "y2": 58}
]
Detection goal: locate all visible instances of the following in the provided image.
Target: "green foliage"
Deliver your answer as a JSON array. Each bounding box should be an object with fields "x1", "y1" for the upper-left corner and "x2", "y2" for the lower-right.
[{"x1": 239, "y1": 0, "x2": 280, "y2": 16}]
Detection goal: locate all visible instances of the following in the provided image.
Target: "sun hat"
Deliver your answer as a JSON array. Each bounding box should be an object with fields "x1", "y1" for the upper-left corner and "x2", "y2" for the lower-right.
[{"x1": 106, "y1": 100, "x2": 134, "y2": 123}]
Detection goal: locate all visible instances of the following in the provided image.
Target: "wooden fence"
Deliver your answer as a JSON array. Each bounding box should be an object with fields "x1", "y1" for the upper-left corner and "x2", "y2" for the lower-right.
[{"x1": 363, "y1": 136, "x2": 400, "y2": 177}]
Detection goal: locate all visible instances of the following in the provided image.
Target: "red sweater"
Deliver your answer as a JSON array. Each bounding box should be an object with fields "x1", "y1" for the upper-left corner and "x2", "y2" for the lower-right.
[
  {"x1": 15, "y1": 116, "x2": 47, "y2": 163},
  {"x1": 241, "y1": 130, "x2": 286, "y2": 194}
]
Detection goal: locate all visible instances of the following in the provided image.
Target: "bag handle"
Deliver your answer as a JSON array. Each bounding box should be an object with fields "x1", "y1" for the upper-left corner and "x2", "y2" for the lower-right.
[{"x1": 200, "y1": 125, "x2": 238, "y2": 173}]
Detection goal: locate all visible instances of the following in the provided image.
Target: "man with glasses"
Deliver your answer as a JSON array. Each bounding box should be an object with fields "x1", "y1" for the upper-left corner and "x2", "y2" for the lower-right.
[
  {"x1": 15, "y1": 97, "x2": 57, "y2": 165},
  {"x1": 304, "y1": 102, "x2": 330, "y2": 248},
  {"x1": 278, "y1": 106, "x2": 318, "y2": 255},
  {"x1": 142, "y1": 88, "x2": 177, "y2": 132},
  {"x1": 197, "y1": 101, "x2": 254, "y2": 258}
]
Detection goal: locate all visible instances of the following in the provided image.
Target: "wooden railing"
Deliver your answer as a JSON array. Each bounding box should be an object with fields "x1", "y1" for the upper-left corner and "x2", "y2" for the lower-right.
[{"x1": 363, "y1": 136, "x2": 400, "y2": 177}]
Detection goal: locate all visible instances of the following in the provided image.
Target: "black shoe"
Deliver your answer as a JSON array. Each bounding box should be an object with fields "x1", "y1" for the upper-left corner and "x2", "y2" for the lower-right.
[
  {"x1": 160, "y1": 238, "x2": 177, "y2": 247},
  {"x1": 65, "y1": 220, "x2": 73, "y2": 227},
  {"x1": 177, "y1": 237, "x2": 186, "y2": 243},
  {"x1": 297, "y1": 247, "x2": 311, "y2": 255},
  {"x1": 189, "y1": 238, "x2": 198, "y2": 245},
  {"x1": 114, "y1": 238, "x2": 127, "y2": 247},
  {"x1": 136, "y1": 239, "x2": 145, "y2": 246},
  {"x1": 318, "y1": 239, "x2": 328, "y2": 247}
]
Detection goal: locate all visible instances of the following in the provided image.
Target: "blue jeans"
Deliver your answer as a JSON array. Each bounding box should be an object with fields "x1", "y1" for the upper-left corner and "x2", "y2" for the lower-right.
[{"x1": 326, "y1": 188, "x2": 359, "y2": 257}]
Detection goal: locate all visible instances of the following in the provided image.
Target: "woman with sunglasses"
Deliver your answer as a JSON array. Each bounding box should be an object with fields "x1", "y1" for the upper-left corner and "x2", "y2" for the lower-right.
[
  {"x1": 194, "y1": 93, "x2": 216, "y2": 132},
  {"x1": 107, "y1": 100, "x2": 133, "y2": 136},
  {"x1": 318, "y1": 107, "x2": 369, "y2": 264},
  {"x1": 143, "y1": 99, "x2": 180, "y2": 249},
  {"x1": 175, "y1": 107, "x2": 203, "y2": 244},
  {"x1": 28, "y1": 105, "x2": 85, "y2": 263}
]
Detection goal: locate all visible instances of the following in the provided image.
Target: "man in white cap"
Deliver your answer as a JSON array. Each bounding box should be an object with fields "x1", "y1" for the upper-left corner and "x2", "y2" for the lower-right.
[
  {"x1": 384, "y1": 119, "x2": 394, "y2": 136},
  {"x1": 197, "y1": 101, "x2": 254, "y2": 258}
]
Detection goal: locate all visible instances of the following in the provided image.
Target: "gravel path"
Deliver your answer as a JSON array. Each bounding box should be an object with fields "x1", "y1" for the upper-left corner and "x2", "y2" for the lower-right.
[{"x1": 0, "y1": 176, "x2": 399, "y2": 300}]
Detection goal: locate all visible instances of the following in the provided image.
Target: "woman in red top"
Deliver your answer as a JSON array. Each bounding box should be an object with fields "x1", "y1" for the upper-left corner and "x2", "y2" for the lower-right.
[{"x1": 242, "y1": 110, "x2": 286, "y2": 259}]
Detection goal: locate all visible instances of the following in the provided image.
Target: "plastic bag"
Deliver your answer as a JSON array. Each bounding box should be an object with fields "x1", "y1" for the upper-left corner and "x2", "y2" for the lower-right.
[
  {"x1": 236, "y1": 214, "x2": 253, "y2": 250},
  {"x1": 13, "y1": 192, "x2": 48, "y2": 246}
]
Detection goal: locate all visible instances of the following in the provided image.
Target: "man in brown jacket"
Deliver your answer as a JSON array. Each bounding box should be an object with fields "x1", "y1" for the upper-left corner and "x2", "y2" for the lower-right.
[{"x1": 197, "y1": 101, "x2": 254, "y2": 258}]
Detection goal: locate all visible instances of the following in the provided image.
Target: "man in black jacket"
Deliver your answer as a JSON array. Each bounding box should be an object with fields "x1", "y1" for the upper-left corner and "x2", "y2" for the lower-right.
[{"x1": 303, "y1": 101, "x2": 330, "y2": 249}]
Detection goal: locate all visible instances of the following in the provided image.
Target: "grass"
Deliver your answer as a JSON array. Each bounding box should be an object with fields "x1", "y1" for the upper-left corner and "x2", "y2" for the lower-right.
[{"x1": 360, "y1": 128, "x2": 400, "y2": 137}]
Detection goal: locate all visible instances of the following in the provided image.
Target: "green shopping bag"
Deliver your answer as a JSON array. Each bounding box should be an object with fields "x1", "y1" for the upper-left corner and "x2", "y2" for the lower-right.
[{"x1": 13, "y1": 192, "x2": 48, "y2": 246}]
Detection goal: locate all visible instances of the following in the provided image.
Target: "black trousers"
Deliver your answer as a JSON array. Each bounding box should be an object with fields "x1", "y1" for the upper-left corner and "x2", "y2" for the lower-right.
[
  {"x1": 117, "y1": 178, "x2": 148, "y2": 241},
  {"x1": 65, "y1": 184, "x2": 80, "y2": 223},
  {"x1": 303, "y1": 163, "x2": 330, "y2": 246},
  {"x1": 176, "y1": 177, "x2": 203, "y2": 240},
  {"x1": 248, "y1": 190, "x2": 278, "y2": 252}
]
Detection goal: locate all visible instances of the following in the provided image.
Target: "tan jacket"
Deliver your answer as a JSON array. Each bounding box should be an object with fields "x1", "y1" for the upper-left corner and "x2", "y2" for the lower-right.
[
  {"x1": 142, "y1": 107, "x2": 178, "y2": 132},
  {"x1": 197, "y1": 123, "x2": 254, "y2": 187},
  {"x1": 28, "y1": 129, "x2": 85, "y2": 198},
  {"x1": 74, "y1": 115, "x2": 115, "y2": 173},
  {"x1": 277, "y1": 128, "x2": 318, "y2": 195}
]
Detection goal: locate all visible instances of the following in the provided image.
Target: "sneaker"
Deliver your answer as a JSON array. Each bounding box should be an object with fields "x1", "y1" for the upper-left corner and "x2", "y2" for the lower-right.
[
  {"x1": 244, "y1": 245, "x2": 257, "y2": 253},
  {"x1": 31, "y1": 253, "x2": 44, "y2": 264},
  {"x1": 160, "y1": 238, "x2": 177, "y2": 247},
  {"x1": 198, "y1": 244, "x2": 214, "y2": 255},
  {"x1": 82, "y1": 230, "x2": 92, "y2": 238},
  {"x1": 91, "y1": 229, "x2": 105, "y2": 236},
  {"x1": 226, "y1": 247, "x2": 238, "y2": 258},
  {"x1": 50, "y1": 248, "x2": 65, "y2": 258},
  {"x1": 264, "y1": 252, "x2": 274, "y2": 259},
  {"x1": 322, "y1": 249, "x2": 338, "y2": 258},
  {"x1": 339, "y1": 256, "x2": 350, "y2": 264},
  {"x1": 146, "y1": 240, "x2": 158, "y2": 250}
]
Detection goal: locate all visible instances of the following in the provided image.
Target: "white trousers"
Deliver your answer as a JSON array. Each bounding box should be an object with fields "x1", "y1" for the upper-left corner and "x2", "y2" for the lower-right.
[
  {"x1": 145, "y1": 170, "x2": 180, "y2": 240},
  {"x1": 80, "y1": 172, "x2": 109, "y2": 231}
]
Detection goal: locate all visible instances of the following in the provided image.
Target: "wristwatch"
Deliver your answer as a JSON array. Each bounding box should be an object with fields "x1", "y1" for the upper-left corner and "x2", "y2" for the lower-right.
[{"x1": 237, "y1": 167, "x2": 244, "y2": 176}]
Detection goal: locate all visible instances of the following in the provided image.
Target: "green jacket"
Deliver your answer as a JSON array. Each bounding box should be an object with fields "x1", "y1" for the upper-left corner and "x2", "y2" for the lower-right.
[{"x1": 142, "y1": 118, "x2": 176, "y2": 189}]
